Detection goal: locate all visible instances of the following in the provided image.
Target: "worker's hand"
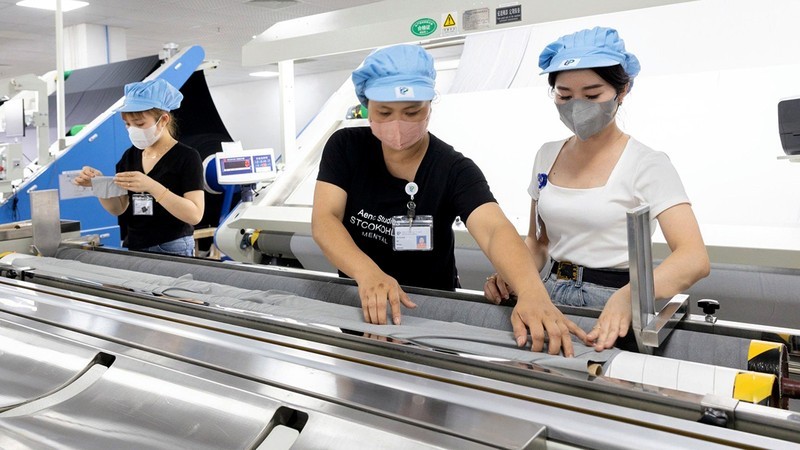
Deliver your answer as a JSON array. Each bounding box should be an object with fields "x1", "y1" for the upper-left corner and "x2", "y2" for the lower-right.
[
  {"x1": 483, "y1": 272, "x2": 514, "y2": 304},
  {"x1": 586, "y1": 290, "x2": 631, "y2": 351},
  {"x1": 73, "y1": 166, "x2": 102, "y2": 187},
  {"x1": 355, "y1": 269, "x2": 416, "y2": 325},
  {"x1": 114, "y1": 171, "x2": 156, "y2": 194},
  {"x1": 510, "y1": 291, "x2": 588, "y2": 357}
]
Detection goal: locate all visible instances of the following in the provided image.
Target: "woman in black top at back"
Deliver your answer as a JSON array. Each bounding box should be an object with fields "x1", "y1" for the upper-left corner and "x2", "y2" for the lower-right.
[{"x1": 75, "y1": 79, "x2": 204, "y2": 256}]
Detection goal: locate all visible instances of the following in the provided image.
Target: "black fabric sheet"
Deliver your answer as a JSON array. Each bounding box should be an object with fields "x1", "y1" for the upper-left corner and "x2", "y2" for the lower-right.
[
  {"x1": 47, "y1": 55, "x2": 161, "y2": 143},
  {"x1": 171, "y1": 70, "x2": 234, "y2": 230}
]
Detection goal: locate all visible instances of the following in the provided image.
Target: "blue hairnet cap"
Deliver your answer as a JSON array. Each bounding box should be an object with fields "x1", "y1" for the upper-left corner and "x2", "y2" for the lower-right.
[
  {"x1": 117, "y1": 79, "x2": 183, "y2": 112},
  {"x1": 538, "y1": 27, "x2": 640, "y2": 79},
  {"x1": 352, "y1": 44, "x2": 436, "y2": 106}
]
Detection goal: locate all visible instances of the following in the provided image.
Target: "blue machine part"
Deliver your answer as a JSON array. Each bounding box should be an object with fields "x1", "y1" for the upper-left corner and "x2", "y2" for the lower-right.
[{"x1": 0, "y1": 46, "x2": 206, "y2": 247}]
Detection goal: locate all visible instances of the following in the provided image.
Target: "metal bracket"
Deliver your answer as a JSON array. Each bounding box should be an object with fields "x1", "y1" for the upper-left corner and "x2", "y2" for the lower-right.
[{"x1": 627, "y1": 205, "x2": 688, "y2": 352}]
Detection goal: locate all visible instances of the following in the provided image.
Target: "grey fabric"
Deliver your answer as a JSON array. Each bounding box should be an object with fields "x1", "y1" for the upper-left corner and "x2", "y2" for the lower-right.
[
  {"x1": 55, "y1": 248, "x2": 516, "y2": 330},
  {"x1": 24, "y1": 255, "x2": 614, "y2": 373},
  {"x1": 51, "y1": 249, "x2": 757, "y2": 370},
  {"x1": 655, "y1": 330, "x2": 749, "y2": 369},
  {"x1": 90, "y1": 177, "x2": 128, "y2": 199},
  {"x1": 685, "y1": 263, "x2": 800, "y2": 328}
]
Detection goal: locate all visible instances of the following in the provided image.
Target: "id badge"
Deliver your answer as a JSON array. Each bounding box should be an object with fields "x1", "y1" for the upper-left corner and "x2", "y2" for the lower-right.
[
  {"x1": 392, "y1": 215, "x2": 433, "y2": 251},
  {"x1": 132, "y1": 193, "x2": 154, "y2": 216}
]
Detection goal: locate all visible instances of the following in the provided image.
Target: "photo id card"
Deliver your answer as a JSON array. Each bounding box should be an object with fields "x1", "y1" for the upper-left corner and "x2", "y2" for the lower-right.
[
  {"x1": 392, "y1": 215, "x2": 433, "y2": 251},
  {"x1": 132, "y1": 193, "x2": 154, "y2": 216}
]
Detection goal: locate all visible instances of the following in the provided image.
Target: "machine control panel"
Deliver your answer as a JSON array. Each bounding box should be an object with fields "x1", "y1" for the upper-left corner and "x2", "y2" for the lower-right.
[{"x1": 215, "y1": 148, "x2": 276, "y2": 185}]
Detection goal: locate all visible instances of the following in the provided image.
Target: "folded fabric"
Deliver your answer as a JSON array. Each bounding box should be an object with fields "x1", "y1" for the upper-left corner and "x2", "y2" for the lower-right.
[{"x1": 91, "y1": 176, "x2": 127, "y2": 199}]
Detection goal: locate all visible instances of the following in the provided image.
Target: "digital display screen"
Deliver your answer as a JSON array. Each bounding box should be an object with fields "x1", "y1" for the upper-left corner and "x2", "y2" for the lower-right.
[
  {"x1": 216, "y1": 150, "x2": 276, "y2": 184},
  {"x1": 219, "y1": 156, "x2": 253, "y2": 177},
  {"x1": 222, "y1": 158, "x2": 250, "y2": 170}
]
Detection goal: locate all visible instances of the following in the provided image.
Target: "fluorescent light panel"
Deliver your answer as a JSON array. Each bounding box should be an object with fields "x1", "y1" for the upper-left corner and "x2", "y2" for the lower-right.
[{"x1": 16, "y1": 0, "x2": 89, "y2": 12}]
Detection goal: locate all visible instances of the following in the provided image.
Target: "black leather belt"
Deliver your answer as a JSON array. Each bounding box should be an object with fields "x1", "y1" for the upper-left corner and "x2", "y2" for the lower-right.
[{"x1": 550, "y1": 260, "x2": 630, "y2": 289}]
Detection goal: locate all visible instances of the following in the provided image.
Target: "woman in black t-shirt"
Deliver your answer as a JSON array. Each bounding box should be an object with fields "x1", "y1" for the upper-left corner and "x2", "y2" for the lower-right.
[
  {"x1": 313, "y1": 45, "x2": 589, "y2": 357},
  {"x1": 74, "y1": 79, "x2": 204, "y2": 256}
]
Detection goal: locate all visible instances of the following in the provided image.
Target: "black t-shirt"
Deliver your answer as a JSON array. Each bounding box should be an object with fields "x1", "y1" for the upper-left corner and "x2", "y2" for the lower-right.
[
  {"x1": 317, "y1": 127, "x2": 496, "y2": 291},
  {"x1": 115, "y1": 142, "x2": 204, "y2": 250}
]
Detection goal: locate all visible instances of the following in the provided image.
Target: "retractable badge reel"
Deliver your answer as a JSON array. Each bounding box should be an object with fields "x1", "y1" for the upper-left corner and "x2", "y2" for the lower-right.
[{"x1": 392, "y1": 182, "x2": 433, "y2": 251}]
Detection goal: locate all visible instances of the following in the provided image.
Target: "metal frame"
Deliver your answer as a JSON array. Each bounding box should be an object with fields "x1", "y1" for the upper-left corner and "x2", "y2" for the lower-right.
[{"x1": 627, "y1": 204, "x2": 688, "y2": 351}]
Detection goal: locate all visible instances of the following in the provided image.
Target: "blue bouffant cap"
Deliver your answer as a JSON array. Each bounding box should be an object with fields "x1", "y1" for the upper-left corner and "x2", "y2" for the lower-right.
[
  {"x1": 352, "y1": 44, "x2": 436, "y2": 106},
  {"x1": 538, "y1": 27, "x2": 640, "y2": 79},
  {"x1": 117, "y1": 79, "x2": 183, "y2": 112}
]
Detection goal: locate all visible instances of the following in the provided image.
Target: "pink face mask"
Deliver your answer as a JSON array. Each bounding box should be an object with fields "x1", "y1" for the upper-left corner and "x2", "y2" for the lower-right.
[{"x1": 369, "y1": 115, "x2": 430, "y2": 150}]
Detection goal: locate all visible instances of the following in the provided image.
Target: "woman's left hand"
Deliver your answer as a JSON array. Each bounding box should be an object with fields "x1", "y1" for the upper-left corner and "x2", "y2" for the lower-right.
[
  {"x1": 483, "y1": 273, "x2": 514, "y2": 304},
  {"x1": 586, "y1": 290, "x2": 631, "y2": 351},
  {"x1": 114, "y1": 171, "x2": 155, "y2": 193}
]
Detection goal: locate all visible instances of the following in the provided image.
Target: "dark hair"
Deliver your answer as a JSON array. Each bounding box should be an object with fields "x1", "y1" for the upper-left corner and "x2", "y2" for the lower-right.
[{"x1": 548, "y1": 64, "x2": 631, "y2": 95}]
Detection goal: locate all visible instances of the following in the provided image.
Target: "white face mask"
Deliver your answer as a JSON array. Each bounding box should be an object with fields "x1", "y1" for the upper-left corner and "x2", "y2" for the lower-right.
[{"x1": 127, "y1": 117, "x2": 163, "y2": 149}]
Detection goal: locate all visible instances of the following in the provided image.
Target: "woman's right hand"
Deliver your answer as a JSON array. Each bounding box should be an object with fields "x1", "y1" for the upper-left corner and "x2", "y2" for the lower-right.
[
  {"x1": 73, "y1": 166, "x2": 102, "y2": 188},
  {"x1": 484, "y1": 272, "x2": 514, "y2": 304},
  {"x1": 355, "y1": 269, "x2": 416, "y2": 325}
]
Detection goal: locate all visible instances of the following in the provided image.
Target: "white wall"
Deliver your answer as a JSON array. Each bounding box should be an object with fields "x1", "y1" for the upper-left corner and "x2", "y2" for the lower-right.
[{"x1": 209, "y1": 69, "x2": 352, "y2": 163}]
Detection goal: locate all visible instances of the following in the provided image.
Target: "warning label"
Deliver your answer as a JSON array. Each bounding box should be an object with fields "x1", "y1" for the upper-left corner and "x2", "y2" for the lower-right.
[{"x1": 441, "y1": 11, "x2": 458, "y2": 36}]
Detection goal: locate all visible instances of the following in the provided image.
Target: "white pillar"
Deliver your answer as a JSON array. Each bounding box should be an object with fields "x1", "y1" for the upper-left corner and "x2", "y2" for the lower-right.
[
  {"x1": 55, "y1": 0, "x2": 66, "y2": 153},
  {"x1": 278, "y1": 60, "x2": 296, "y2": 167},
  {"x1": 64, "y1": 23, "x2": 127, "y2": 70}
]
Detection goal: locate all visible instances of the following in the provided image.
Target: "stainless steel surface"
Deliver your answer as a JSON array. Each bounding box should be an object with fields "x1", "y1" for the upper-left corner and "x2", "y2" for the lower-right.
[
  {"x1": 642, "y1": 294, "x2": 688, "y2": 347},
  {"x1": 0, "y1": 280, "x2": 551, "y2": 450},
  {"x1": 627, "y1": 204, "x2": 656, "y2": 353},
  {"x1": 0, "y1": 220, "x2": 80, "y2": 242},
  {"x1": 0, "y1": 258, "x2": 798, "y2": 449},
  {"x1": 30, "y1": 189, "x2": 62, "y2": 257},
  {"x1": 0, "y1": 322, "x2": 99, "y2": 410}
]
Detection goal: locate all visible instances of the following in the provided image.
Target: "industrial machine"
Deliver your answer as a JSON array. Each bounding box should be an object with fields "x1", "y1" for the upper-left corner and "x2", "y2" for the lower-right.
[{"x1": 0, "y1": 245, "x2": 798, "y2": 449}]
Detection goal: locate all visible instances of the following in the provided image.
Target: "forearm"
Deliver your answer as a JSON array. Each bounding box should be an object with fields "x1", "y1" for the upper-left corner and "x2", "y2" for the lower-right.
[
  {"x1": 652, "y1": 246, "x2": 710, "y2": 299},
  {"x1": 524, "y1": 235, "x2": 549, "y2": 272},
  {"x1": 485, "y1": 224, "x2": 549, "y2": 301},
  {"x1": 151, "y1": 187, "x2": 203, "y2": 225},
  {"x1": 98, "y1": 196, "x2": 127, "y2": 216},
  {"x1": 312, "y1": 215, "x2": 383, "y2": 281}
]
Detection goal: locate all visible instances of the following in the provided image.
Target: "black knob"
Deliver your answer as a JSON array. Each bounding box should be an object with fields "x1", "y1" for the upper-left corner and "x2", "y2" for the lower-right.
[
  {"x1": 697, "y1": 298, "x2": 720, "y2": 315},
  {"x1": 698, "y1": 408, "x2": 728, "y2": 427}
]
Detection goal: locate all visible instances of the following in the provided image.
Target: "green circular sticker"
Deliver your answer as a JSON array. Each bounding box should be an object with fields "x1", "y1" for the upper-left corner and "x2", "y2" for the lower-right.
[{"x1": 411, "y1": 18, "x2": 437, "y2": 37}]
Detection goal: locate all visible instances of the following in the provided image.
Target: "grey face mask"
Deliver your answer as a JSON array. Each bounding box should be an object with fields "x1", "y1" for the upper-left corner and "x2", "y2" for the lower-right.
[{"x1": 556, "y1": 97, "x2": 619, "y2": 141}]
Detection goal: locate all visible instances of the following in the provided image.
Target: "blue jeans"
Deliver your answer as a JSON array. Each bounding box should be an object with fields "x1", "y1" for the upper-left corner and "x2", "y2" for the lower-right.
[
  {"x1": 542, "y1": 272, "x2": 617, "y2": 310},
  {"x1": 139, "y1": 236, "x2": 194, "y2": 257}
]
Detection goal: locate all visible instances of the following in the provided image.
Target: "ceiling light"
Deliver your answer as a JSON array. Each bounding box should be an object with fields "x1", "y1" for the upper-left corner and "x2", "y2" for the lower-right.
[
  {"x1": 16, "y1": 0, "x2": 89, "y2": 12},
  {"x1": 249, "y1": 71, "x2": 279, "y2": 78}
]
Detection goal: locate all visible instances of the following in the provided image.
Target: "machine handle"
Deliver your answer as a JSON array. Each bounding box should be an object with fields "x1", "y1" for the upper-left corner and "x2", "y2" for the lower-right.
[{"x1": 697, "y1": 298, "x2": 720, "y2": 315}]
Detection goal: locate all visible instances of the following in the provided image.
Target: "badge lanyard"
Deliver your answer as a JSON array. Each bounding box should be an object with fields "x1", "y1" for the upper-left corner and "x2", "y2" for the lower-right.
[{"x1": 391, "y1": 182, "x2": 433, "y2": 251}]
